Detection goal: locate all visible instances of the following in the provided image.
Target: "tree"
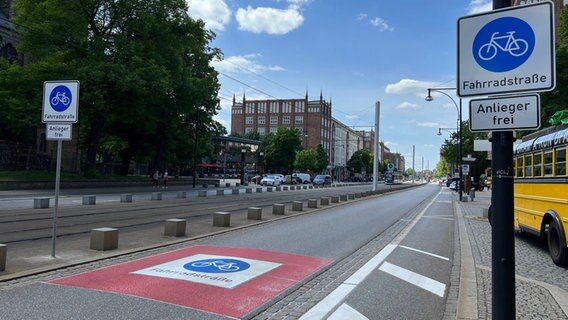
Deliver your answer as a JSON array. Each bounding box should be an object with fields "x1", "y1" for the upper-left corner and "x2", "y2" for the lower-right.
[
  {"x1": 264, "y1": 127, "x2": 302, "y2": 173},
  {"x1": 313, "y1": 144, "x2": 329, "y2": 173},
  {"x1": 3, "y1": 0, "x2": 223, "y2": 176},
  {"x1": 294, "y1": 144, "x2": 328, "y2": 173},
  {"x1": 347, "y1": 149, "x2": 372, "y2": 175}
]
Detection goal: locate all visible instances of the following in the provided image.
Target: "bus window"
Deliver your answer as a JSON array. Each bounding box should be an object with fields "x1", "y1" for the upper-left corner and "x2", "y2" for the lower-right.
[
  {"x1": 516, "y1": 156, "x2": 523, "y2": 177},
  {"x1": 533, "y1": 151, "x2": 542, "y2": 176},
  {"x1": 555, "y1": 147, "x2": 566, "y2": 176},
  {"x1": 544, "y1": 150, "x2": 553, "y2": 175},
  {"x1": 524, "y1": 154, "x2": 532, "y2": 177}
]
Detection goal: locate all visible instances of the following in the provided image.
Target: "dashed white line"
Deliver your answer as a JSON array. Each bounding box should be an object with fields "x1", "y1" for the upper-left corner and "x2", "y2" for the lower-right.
[
  {"x1": 328, "y1": 303, "x2": 368, "y2": 320},
  {"x1": 398, "y1": 245, "x2": 450, "y2": 261},
  {"x1": 379, "y1": 262, "x2": 446, "y2": 298}
]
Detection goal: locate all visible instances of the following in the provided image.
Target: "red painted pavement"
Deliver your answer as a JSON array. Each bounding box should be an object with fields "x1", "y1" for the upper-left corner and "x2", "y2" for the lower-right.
[{"x1": 50, "y1": 245, "x2": 331, "y2": 318}]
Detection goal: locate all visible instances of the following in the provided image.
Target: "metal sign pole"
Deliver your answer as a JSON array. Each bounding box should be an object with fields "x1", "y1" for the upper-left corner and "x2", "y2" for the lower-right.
[
  {"x1": 51, "y1": 139, "x2": 62, "y2": 258},
  {"x1": 373, "y1": 101, "x2": 380, "y2": 191}
]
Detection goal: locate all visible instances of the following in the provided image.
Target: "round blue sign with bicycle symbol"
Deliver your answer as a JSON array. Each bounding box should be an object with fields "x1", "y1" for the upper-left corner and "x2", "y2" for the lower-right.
[
  {"x1": 184, "y1": 258, "x2": 250, "y2": 273},
  {"x1": 49, "y1": 85, "x2": 73, "y2": 112},
  {"x1": 472, "y1": 17, "x2": 535, "y2": 73}
]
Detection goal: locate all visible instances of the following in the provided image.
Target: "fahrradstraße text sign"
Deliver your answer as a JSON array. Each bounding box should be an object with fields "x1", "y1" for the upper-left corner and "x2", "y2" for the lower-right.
[
  {"x1": 457, "y1": 2, "x2": 554, "y2": 97},
  {"x1": 42, "y1": 80, "x2": 80, "y2": 123}
]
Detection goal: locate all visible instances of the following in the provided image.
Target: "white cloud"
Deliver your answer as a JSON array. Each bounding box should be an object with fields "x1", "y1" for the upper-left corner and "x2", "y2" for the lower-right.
[
  {"x1": 356, "y1": 13, "x2": 368, "y2": 21},
  {"x1": 370, "y1": 17, "x2": 393, "y2": 32},
  {"x1": 345, "y1": 115, "x2": 359, "y2": 120},
  {"x1": 467, "y1": 0, "x2": 492, "y2": 14},
  {"x1": 211, "y1": 54, "x2": 285, "y2": 74},
  {"x1": 395, "y1": 102, "x2": 420, "y2": 110},
  {"x1": 186, "y1": 0, "x2": 232, "y2": 32},
  {"x1": 408, "y1": 120, "x2": 440, "y2": 128},
  {"x1": 236, "y1": 6, "x2": 304, "y2": 35},
  {"x1": 385, "y1": 79, "x2": 438, "y2": 97}
]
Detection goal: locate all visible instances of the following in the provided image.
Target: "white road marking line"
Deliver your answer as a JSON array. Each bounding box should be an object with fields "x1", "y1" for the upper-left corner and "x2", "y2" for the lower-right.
[
  {"x1": 379, "y1": 262, "x2": 446, "y2": 298},
  {"x1": 328, "y1": 303, "x2": 369, "y2": 320},
  {"x1": 422, "y1": 215, "x2": 454, "y2": 221},
  {"x1": 398, "y1": 245, "x2": 450, "y2": 261},
  {"x1": 298, "y1": 244, "x2": 397, "y2": 320}
]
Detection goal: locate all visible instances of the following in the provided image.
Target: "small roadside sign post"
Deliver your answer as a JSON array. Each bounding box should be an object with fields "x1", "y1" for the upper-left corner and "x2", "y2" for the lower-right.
[
  {"x1": 458, "y1": 1, "x2": 554, "y2": 318},
  {"x1": 42, "y1": 80, "x2": 80, "y2": 258}
]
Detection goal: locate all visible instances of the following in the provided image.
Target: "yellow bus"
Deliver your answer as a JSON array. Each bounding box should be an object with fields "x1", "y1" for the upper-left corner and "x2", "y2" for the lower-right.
[{"x1": 513, "y1": 125, "x2": 568, "y2": 267}]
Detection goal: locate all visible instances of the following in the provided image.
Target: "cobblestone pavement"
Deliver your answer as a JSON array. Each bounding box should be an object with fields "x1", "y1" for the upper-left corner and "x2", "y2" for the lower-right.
[{"x1": 460, "y1": 189, "x2": 568, "y2": 319}]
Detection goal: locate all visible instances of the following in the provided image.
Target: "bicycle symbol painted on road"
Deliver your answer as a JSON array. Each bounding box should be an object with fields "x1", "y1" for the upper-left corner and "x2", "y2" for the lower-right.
[
  {"x1": 183, "y1": 258, "x2": 251, "y2": 273},
  {"x1": 473, "y1": 17, "x2": 535, "y2": 73},
  {"x1": 49, "y1": 85, "x2": 73, "y2": 112}
]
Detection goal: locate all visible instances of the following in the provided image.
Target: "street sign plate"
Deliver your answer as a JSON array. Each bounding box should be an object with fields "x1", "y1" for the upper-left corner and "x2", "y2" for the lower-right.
[
  {"x1": 462, "y1": 164, "x2": 470, "y2": 175},
  {"x1": 469, "y1": 94, "x2": 540, "y2": 132},
  {"x1": 46, "y1": 123, "x2": 72, "y2": 141},
  {"x1": 42, "y1": 80, "x2": 80, "y2": 123},
  {"x1": 457, "y1": 2, "x2": 555, "y2": 97}
]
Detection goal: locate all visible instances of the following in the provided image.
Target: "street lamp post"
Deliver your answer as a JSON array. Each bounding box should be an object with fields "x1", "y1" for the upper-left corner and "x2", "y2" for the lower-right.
[
  {"x1": 426, "y1": 87, "x2": 463, "y2": 201},
  {"x1": 258, "y1": 151, "x2": 264, "y2": 176},
  {"x1": 241, "y1": 148, "x2": 246, "y2": 185}
]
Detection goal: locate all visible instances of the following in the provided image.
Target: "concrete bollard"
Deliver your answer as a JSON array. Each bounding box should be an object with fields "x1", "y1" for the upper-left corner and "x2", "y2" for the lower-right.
[
  {"x1": 198, "y1": 190, "x2": 207, "y2": 197},
  {"x1": 33, "y1": 197, "x2": 50, "y2": 209},
  {"x1": 273, "y1": 204, "x2": 285, "y2": 215},
  {"x1": 308, "y1": 199, "x2": 318, "y2": 208},
  {"x1": 246, "y1": 188, "x2": 253, "y2": 194},
  {"x1": 216, "y1": 189, "x2": 225, "y2": 196},
  {"x1": 82, "y1": 195, "x2": 96, "y2": 205},
  {"x1": 303, "y1": 185, "x2": 308, "y2": 190},
  {"x1": 90, "y1": 228, "x2": 119, "y2": 251},
  {"x1": 256, "y1": 187, "x2": 263, "y2": 193},
  {"x1": 248, "y1": 207, "x2": 262, "y2": 220},
  {"x1": 213, "y1": 212, "x2": 231, "y2": 227},
  {"x1": 340, "y1": 194, "x2": 348, "y2": 201},
  {"x1": 177, "y1": 191, "x2": 187, "y2": 199},
  {"x1": 355, "y1": 193, "x2": 362, "y2": 199},
  {"x1": 267, "y1": 187, "x2": 273, "y2": 192},
  {"x1": 348, "y1": 194, "x2": 355, "y2": 200},
  {"x1": 0, "y1": 244, "x2": 6, "y2": 271},
  {"x1": 331, "y1": 196, "x2": 339, "y2": 203},
  {"x1": 361, "y1": 191, "x2": 368, "y2": 197},
  {"x1": 236, "y1": 183, "x2": 240, "y2": 187},
  {"x1": 275, "y1": 186, "x2": 281, "y2": 191},
  {"x1": 225, "y1": 183, "x2": 231, "y2": 187},
  {"x1": 214, "y1": 183, "x2": 220, "y2": 188},
  {"x1": 164, "y1": 219, "x2": 186, "y2": 237},
  {"x1": 232, "y1": 189, "x2": 240, "y2": 195},
  {"x1": 283, "y1": 186, "x2": 289, "y2": 191},
  {"x1": 308, "y1": 186, "x2": 313, "y2": 189},
  {"x1": 120, "y1": 194, "x2": 133, "y2": 203},
  {"x1": 151, "y1": 192, "x2": 162, "y2": 200},
  {"x1": 292, "y1": 201, "x2": 303, "y2": 211},
  {"x1": 482, "y1": 207, "x2": 490, "y2": 218},
  {"x1": 320, "y1": 197, "x2": 330, "y2": 205}
]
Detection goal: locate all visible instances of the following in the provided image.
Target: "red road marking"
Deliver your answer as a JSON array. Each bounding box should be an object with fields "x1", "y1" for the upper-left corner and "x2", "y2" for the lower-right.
[{"x1": 50, "y1": 245, "x2": 331, "y2": 318}]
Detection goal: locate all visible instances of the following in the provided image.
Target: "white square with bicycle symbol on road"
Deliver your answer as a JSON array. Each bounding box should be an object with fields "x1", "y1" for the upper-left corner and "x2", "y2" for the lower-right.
[{"x1": 132, "y1": 254, "x2": 282, "y2": 289}]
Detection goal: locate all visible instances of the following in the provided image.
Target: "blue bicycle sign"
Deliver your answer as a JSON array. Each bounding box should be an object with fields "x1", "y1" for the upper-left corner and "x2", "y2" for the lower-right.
[
  {"x1": 472, "y1": 17, "x2": 535, "y2": 73},
  {"x1": 183, "y1": 258, "x2": 250, "y2": 273},
  {"x1": 49, "y1": 85, "x2": 73, "y2": 112}
]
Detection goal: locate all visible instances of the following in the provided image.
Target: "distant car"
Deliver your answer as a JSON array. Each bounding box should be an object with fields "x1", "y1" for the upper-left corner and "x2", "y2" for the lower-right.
[
  {"x1": 292, "y1": 173, "x2": 311, "y2": 184},
  {"x1": 260, "y1": 175, "x2": 281, "y2": 186},
  {"x1": 313, "y1": 174, "x2": 332, "y2": 186},
  {"x1": 287, "y1": 175, "x2": 303, "y2": 184},
  {"x1": 250, "y1": 175, "x2": 262, "y2": 184}
]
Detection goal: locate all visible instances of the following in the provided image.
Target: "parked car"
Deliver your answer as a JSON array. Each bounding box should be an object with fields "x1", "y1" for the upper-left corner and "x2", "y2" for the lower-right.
[
  {"x1": 285, "y1": 175, "x2": 303, "y2": 184},
  {"x1": 260, "y1": 175, "x2": 282, "y2": 186},
  {"x1": 292, "y1": 173, "x2": 311, "y2": 184},
  {"x1": 313, "y1": 174, "x2": 332, "y2": 186}
]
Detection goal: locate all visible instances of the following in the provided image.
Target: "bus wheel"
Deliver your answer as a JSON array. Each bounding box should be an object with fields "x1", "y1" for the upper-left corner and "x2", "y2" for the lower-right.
[{"x1": 547, "y1": 221, "x2": 568, "y2": 267}]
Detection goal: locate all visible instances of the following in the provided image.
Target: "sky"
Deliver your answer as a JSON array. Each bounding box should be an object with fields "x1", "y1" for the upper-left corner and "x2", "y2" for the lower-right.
[{"x1": 185, "y1": 0, "x2": 505, "y2": 172}]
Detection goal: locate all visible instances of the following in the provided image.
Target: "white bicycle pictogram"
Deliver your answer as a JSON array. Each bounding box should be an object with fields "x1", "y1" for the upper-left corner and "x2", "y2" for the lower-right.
[
  {"x1": 190, "y1": 260, "x2": 241, "y2": 272},
  {"x1": 478, "y1": 31, "x2": 529, "y2": 61},
  {"x1": 51, "y1": 92, "x2": 71, "y2": 106}
]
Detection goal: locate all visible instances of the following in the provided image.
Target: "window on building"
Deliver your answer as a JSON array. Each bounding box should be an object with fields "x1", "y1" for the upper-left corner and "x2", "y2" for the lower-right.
[
  {"x1": 270, "y1": 102, "x2": 279, "y2": 113},
  {"x1": 295, "y1": 115, "x2": 303, "y2": 124},
  {"x1": 282, "y1": 101, "x2": 291, "y2": 113},
  {"x1": 245, "y1": 116, "x2": 253, "y2": 125},
  {"x1": 257, "y1": 127, "x2": 266, "y2": 135},
  {"x1": 270, "y1": 127, "x2": 278, "y2": 134},
  {"x1": 295, "y1": 101, "x2": 305, "y2": 113},
  {"x1": 258, "y1": 116, "x2": 265, "y2": 125},
  {"x1": 245, "y1": 127, "x2": 254, "y2": 134},
  {"x1": 258, "y1": 102, "x2": 266, "y2": 114},
  {"x1": 270, "y1": 116, "x2": 278, "y2": 125},
  {"x1": 283, "y1": 115, "x2": 291, "y2": 124},
  {"x1": 246, "y1": 102, "x2": 254, "y2": 114}
]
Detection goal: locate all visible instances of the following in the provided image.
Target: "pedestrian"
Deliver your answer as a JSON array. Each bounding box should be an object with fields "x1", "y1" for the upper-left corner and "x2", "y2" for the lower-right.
[
  {"x1": 152, "y1": 170, "x2": 159, "y2": 188},
  {"x1": 162, "y1": 170, "x2": 169, "y2": 188}
]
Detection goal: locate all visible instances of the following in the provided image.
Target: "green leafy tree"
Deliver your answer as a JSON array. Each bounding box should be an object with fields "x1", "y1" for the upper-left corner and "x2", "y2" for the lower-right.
[
  {"x1": 264, "y1": 127, "x2": 302, "y2": 172},
  {"x1": 3, "y1": 0, "x2": 223, "y2": 176},
  {"x1": 313, "y1": 144, "x2": 329, "y2": 173},
  {"x1": 294, "y1": 149, "x2": 317, "y2": 172},
  {"x1": 347, "y1": 149, "x2": 372, "y2": 175}
]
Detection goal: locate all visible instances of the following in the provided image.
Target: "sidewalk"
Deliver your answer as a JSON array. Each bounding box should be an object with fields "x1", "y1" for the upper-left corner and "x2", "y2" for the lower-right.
[{"x1": 457, "y1": 189, "x2": 568, "y2": 319}]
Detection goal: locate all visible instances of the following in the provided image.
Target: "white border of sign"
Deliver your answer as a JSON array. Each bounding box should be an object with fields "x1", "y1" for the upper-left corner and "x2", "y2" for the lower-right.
[
  {"x1": 42, "y1": 80, "x2": 80, "y2": 123},
  {"x1": 457, "y1": 2, "x2": 555, "y2": 97},
  {"x1": 469, "y1": 94, "x2": 540, "y2": 132}
]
